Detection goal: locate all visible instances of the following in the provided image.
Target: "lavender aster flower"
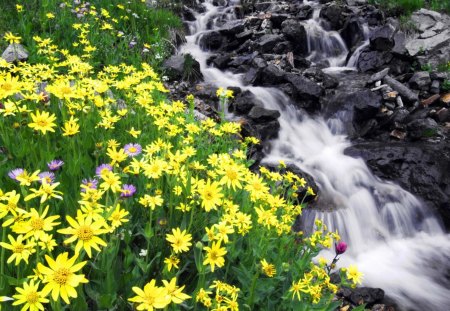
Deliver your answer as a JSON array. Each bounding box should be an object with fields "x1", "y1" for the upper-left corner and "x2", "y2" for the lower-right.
[
  {"x1": 95, "y1": 164, "x2": 113, "y2": 176},
  {"x1": 8, "y1": 168, "x2": 24, "y2": 181},
  {"x1": 47, "y1": 160, "x2": 64, "y2": 171},
  {"x1": 81, "y1": 178, "x2": 98, "y2": 192},
  {"x1": 120, "y1": 184, "x2": 136, "y2": 197},
  {"x1": 124, "y1": 143, "x2": 142, "y2": 157},
  {"x1": 38, "y1": 171, "x2": 55, "y2": 184}
]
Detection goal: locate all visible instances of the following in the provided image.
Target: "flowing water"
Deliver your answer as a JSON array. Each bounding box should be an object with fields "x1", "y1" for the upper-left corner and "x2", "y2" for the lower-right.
[{"x1": 180, "y1": 1, "x2": 450, "y2": 310}]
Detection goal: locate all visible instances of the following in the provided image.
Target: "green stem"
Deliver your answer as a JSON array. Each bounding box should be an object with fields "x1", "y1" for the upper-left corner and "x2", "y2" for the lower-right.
[
  {"x1": 247, "y1": 270, "x2": 260, "y2": 308},
  {"x1": 0, "y1": 228, "x2": 7, "y2": 289}
]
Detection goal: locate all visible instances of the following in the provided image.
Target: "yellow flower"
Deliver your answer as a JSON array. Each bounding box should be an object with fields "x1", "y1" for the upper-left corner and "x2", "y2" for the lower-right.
[
  {"x1": 28, "y1": 110, "x2": 57, "y2": 135},
  {"x1": 138, "y1": 194, "x2": 163, "y2": 210},
  {"x1": 61, "y1": 116, "x2": 80, "y2": 136},
  {"x1": 107, "y1": 204, "x2": 129, "y2": 230},
  {"x1": 197, "y1": 179, "x2": 223, "y2": 212},
  {"x1": 216, "y1": 162, "x2": 244, "y2": 190},
  {"x1": 203, "y1": 241, "x2": 227, "y2": 272},
  {"x1": 128, "y1": 279, "x2": 171, "y2": 311},
  {"x1": 4, "y1": 32, "x2": 21, "y2": 44},
  {"x1": 0, "y1": 73, "x2": 22, "y2": 99},
  {"x1": 166, "y1": 227, "x2": 192, "y2": 254},
  {"x1": 261, "y1": 259, "x2": 276, "y2": 277},
  {"x1": 99, "y1": 171, "x2": 122, "y2": 193},
  {"x1": 164, "y1": 255, "x2": 179, "y2": 272},
  {"x1": 16, "y1": 4, "x2": 23, "y2": 12},
  {"x1": 0, "y1": 234, "x2": 35, "y2": 265},
  {"x1": 128, "y1": 127, "x2": 141, "y2": 138},
  {"x1": 15, "y1": 170, "x2": 41, "y2": 187},
  {"x1": 57, "y1": 212, "x2": 108, "y2": 258},
  {"x1": 38, "y1": 252, "x2": 88, "y2": 304},
  {"x1": 24, "y1": 181, "x2": 63, "y2": 204},
  {"x1": 12, "y1": 206, "x2": 60, "y2": 240},
  {"x1": 346, "y1": 265, "x2": 363, "y2": 285},
  {"x1": 106, "y1": 147, "x2": 127, "y2": 165},
  {"x1": 162, "y1": 277, "x2": 191, "y2": 304},
  {"x1": 46, "y1": 13, "x2": 55, "y2": 19},
  {"x1": 12, "y1": 280, "x2": 49, "y2": 311}
]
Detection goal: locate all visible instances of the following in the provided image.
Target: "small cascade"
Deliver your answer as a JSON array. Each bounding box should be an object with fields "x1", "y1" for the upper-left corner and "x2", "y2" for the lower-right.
[{"x1": 179, "y1": 1, "x2": 450, "y2": 310}]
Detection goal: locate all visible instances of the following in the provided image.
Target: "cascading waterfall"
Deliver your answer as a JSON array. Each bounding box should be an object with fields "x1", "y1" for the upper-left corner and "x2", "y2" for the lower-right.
[{"x1": 181, "y1": 1, "x2": 450, "y2": 310}]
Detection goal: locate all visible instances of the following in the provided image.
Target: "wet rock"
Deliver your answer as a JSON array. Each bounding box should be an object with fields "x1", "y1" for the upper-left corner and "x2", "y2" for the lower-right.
[
  {"x1": 1, "y1": 44, "x2": 28, "y2": 63},
  {"x1": 259, "y1": 64, "x2": 286, "y2": 86},
  {"x1": 322, "y1": 73, "x2": 339, "y2": 89},
  {"x1": 320, "y1": 3, "x2": 348, "y2": 31},
  {"x1": 235, "y1": 29, "x2": 253, "y2": 41},
  {"x1": 357, "y1": 47, "x2": 393, "y2": 72},
  {"x1": 430, "y1": 80, "x2": 440, "y2": 94},
  {"x1": 209, "y1": 53, "x2": 232, "y2": 69},
  {"x1": 370, "y1": 24, "x2": 395, "y2": 51},
  {"x1": 219, "y1": 20, "x2": 245, "y2": 36},
  {"x1": 243, "y1": 67, "x2": 260, "y2": 85},
  {"x1": 229, "y1": 90, "x2": 260, "y2": 114},
  {"x1": 340, "y1": 17, "x2": 365, "y2": 50},
  {"x1": 345, "y1": 142, "x2": 450, "y2": 229},
  {"x1": 383, "y1": 75, "x2": 419, "y2": 104},
  {"x1": 284, "y1": 73, "x2": 324, "y2": 109},
  {"x1": 199, "y1": 31, "x2": 224, "y2": 50},
  {"x1": 270, "y1": 14, "x2": 289, "y2": 28},
  {"x1": 162, "y1": 54, "x2": 202, "y2": 82},
  {"x1": 254, "y1": 120, "x2": 281, "y2": 140},
  {"x1": 408, "y1": 71, "x2": 431, "y2": 91},
  {"x1": 182, "y1": 6, "x2": 196, "y2": 21},
  {"x1": 353, "y1": 90, "x2": 383, "y2": 123},
  {"x1": 248, "y1": 106, "x2": 280, "y2": 123},
  {"x1": 281, "y1": 19, "x2": 308, "y2": 55},
  {"x1": 297, "y1": 5, "x2": 314, "y2": 20},
  {"x1": 407, "y1": 118, "x2": 439, "y2": 140},
  {"x1": 436, "y1": 108, "x2": 449, "y2": 122},
  {"x1": 256, "y1": 34, "x2": 284, "y2": 53}
]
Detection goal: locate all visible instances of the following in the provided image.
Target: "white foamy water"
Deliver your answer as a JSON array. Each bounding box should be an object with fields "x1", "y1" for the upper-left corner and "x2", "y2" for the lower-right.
[{"x1": 181, "y1": 1, "x2": 450, "y2": 310}]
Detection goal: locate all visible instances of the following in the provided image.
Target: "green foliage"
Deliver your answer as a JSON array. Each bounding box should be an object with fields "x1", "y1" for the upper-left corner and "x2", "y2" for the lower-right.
[{"x1": 368, "y1": 0, "x2": 425, "y2": 15}]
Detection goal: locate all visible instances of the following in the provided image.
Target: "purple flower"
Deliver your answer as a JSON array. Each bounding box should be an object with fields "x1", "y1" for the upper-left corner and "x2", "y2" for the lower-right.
[
  {"x1": 95, "y1": 164, "x2": 113, "y2": 176},
  {"x1": 120, "y1": 184, "x2": 136, "y2": 197},
  {"x1": 8, "y1": 168, "x2": 24, "y2": 181},
  {"x1": 38, "y1": 171, "x2": 55, "y2": 184},
  {"x1": 335, "y1": 241, "x2": 347, "y2": 255},
  {"x1": 124, "y1": 143, "x2": 142, "y2": 157},
  {"x1": 81, "y1": 178, "x2": 98, "y2": 192},
  {"x1": 48, "y1": 160, "x2": 64, "y2": 171}
]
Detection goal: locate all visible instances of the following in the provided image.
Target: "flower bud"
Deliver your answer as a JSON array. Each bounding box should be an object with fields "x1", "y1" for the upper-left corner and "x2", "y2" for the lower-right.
[{"x1": 335, "y1": 241, "x2": 347, "y2": 255}]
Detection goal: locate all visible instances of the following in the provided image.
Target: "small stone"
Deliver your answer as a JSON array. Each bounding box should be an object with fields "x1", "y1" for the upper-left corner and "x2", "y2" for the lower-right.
[
  {"x1": 430, "y1": 80, "x2": 440, "y2": 94},
  {"x1": 375, "y1": 81, "x2": 382, "y2": 87},
  {"x1": 409, "y1": 71, "x2": 431, "y2": 90},
  {"x1": 1, "y1": 44, "x2": 28, "y2": 63},
  {"x1": 385, "y1": 102, "x2": 396, "y2": 110},
  {"x1": 396, "y1": 96, "x2": 404, "y2": 107},
  {"x1": 421, "y1": 94, "x2": 440, "y2": 107},
  {"x1": 436, "y1": 108, "x2": 449, "y2": 122},
  {"x1": 390, "y1": 129, "x2": 406, "y2": 140},
  {"x1": 368, "y1": 68, "x2": 390, "y2": 85}
]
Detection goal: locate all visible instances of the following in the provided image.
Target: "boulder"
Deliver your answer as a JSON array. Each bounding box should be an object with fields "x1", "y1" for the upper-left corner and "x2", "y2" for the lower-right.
[
  {"x1": 285, "y1": 73, "x2": 324, "y2": 101},
  {"x1": 248, "y1": 106, "x2": 281, "y2": 123},
  {"x1": 229, "y1": 90, "x2": 260, "y2": 114},
  {"x1": 357, "y1": 47, "x2": 393, "y2": 72},
  {"x1": 320, "y1": 3, "x2": 347, "y2": 30},
  {"x1": 199, "y1": 31, "x2": 224, "y2": 50},
  {"x1": 259, "y1": 64, "x2": 286, "y2": 86},
  {"x1": 297, "y1": 5, "x2": 314, "y2": 20},
  {"x1": 340, "y1": 18, "x2": 365, "y2": 50},
  {"x1": 281, "y1": 19, "x2": 308, "y2": 55},
  {"x1": 162, "y1": 54, "x2": 202, "y2": 82},
  {"x1": 337, "y1": 287, "x2": 385, "y2": 307},
  {"x1": 1, "y1": 44, "x2": 28, "y2": 63},
  {"x1": 370, "y1": 24, "x2": 396, "y2": 51},
  {"x1": 408, "y1": 71, "x2": 431, "y2": 91},
  {"x1": 219, "y1": 20, "x2": 245, "y2": 36},
  {"x1": 255, "y1": 34, "x2": 284, "y2": 53},
  {"x1": 407, "y1": 118, "x2": 439, "y2": 140}
]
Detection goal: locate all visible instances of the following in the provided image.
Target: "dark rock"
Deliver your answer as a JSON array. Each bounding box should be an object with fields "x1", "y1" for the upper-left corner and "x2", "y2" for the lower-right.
[
  {"x1": 392, "y1": 31, "x2": 407, "y2": 55},
  {"x1": 359, "y1": 119, "x2": 378, "y2": 137},
  {"x1": 270, "y1": 14, "x2": 289, "y2": 28},
  {"x1": 199, "y1": 31, "x2": 224, "y2": 50},
  {"x1": 243, "y1": 67, "x2": 260, "y2": 85},
  {"x1": 254, "y1": 120, "x2": 280, "y2": 140},
  {"x1": 370, "y1": 24, "x2": 396, "y2": 51},
  {"x1": 229, "y1": 90, "x2": 260, "y2": 114},
  {"x1": 281, "y1": 19, "x2": 308, "y2": 55},
  {"x1": 259, "y1": 64, "x2": 286, "y2": 85},
  {"x1": 357, "y1": 48, "x2": 393, "y2": 72},
  {"x1": 285, "y1": 73, "x2": 324, "y2": 101},
  {"x1": 320, "y1": 3, "x2": 347, "y2": 31},
  {"x1": 430, "y1": 80, "x2": 440, "y2": 94},
  {"x1": 235, "y1": 29, "x2": 253, "y2": 41},
  {"x1": 383, "y1": 75, "x2": 419, "y2": 104},
  {"x1": 256, "y1": 34, "x2": 284, "y2": 53},
  {"x1": 345, "y1": 142, "x2": 450, "y2": 229},
  {"x1": 349, "y1": 288, "x2": 385, "y2": 306},
  {"x1": 248, "y1": 106, "x2": 281, "y2": 123},
  {"x1": 219, "y1": 20, "x2": 245, "y2": 36},
  {"x1": 353, "y1": 90, "x2": 383, "y2": 123},
  {"x1": 340, "y1": 18, "x2": 365, "y2": 50},
  {"x1": 322, "y1": 73, "x2": 339, "y2": 89},
  {"x1": 408, "y1": 71, "x2": 431, "y2": 91},
  {"x1": 367, "y1": 68, "x2": 390, "y2": 85},
  {"x1": 162, "y1": 54, "x2": 202, "y2": 82},
  {"x1": 436, "y1": 108, "x2": 449, "y2": 122},
  {"x1": 297, "y1": 5, "x2": 313, "y2": 20},
  {"x1": 430, "y1": 72, "x2": 449, "y2": 81},
  {"x1": 210, "y1": 54, "x2": 232, "y2": 69},
  {"x1": 407, "y1": 118, "x2": 439, "y2": 140},
  {"x1": 182, "y1": 6, "x2": 196, "y2": 21}
]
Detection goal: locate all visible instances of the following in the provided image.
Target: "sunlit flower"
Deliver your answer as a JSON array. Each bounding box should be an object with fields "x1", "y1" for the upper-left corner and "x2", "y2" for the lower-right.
[
  {"x1": 38, "y1": 252, "x2": 88, "y2": 304},
  {"x1": 124, "y1": 143, "x2": 142, "y2": 157},
  {"x1": 4, "y1": 32, "x2": 21, "y2": 44},
  {"x1": 128, "y1": 279, "x2": 171, "y2": 310},
  {"x1": 12, "y1": 280, "x2": 49, "y2": 311},
  {"x1": 260, "y1": 259, "x2": 276, "y2": 277},
  {"x1": 0, "y1": 234, "x2": 35, "y2": 265},
  {"x1": 166, "y1": 228, "x2": 192, "y2": 254},
  {"x1": 164, "y1": 255, "x2": 180, "y2": 272},
  {"x1": 38, "y1": 171, "x2": 55, "y2": 184},
  {"x1": 203, "y1": 241, "x2": 227, "y2": 272},
  {"x1": 162, "y1": 277, "x2": 191, "y2": 304},
  {"x1": 120, "y1": 184, "x2": 136, "y2": 197},
  {"x1": 28, "y1": 110, "x2": 57, "y2": 135},
  {"x1": 95, "y1": 163, "x2": 113, "y2": 176},
  {"x1": 8, "y1": 168, "x2": 24, "y2": 181},
  {"x1": 13, "y1": 206, "x2": 60, "y2": 240},
  {"x1": 346, "y1": 265, "x2": 363, "y2": 285},
  {"x1": 47, "y1": 160, "x2": 64, "y2": 171}
]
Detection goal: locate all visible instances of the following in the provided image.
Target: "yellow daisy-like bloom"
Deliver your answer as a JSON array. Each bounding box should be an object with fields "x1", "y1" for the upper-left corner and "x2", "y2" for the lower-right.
[
  {"x1": 99, "y1": 171, "x2": 122, "y2": 193},
  {"x1": 260, "y1": 259, "x2": 276, "y2": 278},
  {"x1": 12, "y1": 280, "x2": 49, "y2": 311},
  {"x1": 28, "y1": 110, "x2": 57, "y2": 135},
  {"x1": 4, "y1": 32, "x2": 21, "y2": 44},
  {"x1": 138, "y1": 194, "x2": 163, "y2": 210},
  {"x1": 12, "y1": 205, "x2": 61, "y2": 240},
  {"x1": 37, "y1": 252, "x2": 88, "y2": 304},
  {"x1": 0, "y1": 72, "x2": 22, "y2": 99},
  {"x1": 166, "y1": 227, "x2": 192, "y2": 254},
  {"x1": 61, "y1": 116, "x2": 80, "y2": 136},
  {"x1": 24, "y1": 181, "x2": 63, "y2": 204},
  {"x1": 197, "y1": 179, "x2": 223, "y2": 212},
  {"x1": 57, "y1": 213, "x2": 107, "y2": 258},
  {"x1": 216, "y1": 162, "x2": 244, "y2": 190},
  {"x1": 346, "y1": 265, "x2": 363, "y2": 285},
  {"x1": 128, "y1": 279, "x2": 171, "y2": 311},
  {"x1": 164, "y1": 255, "x2": 180, "y2": 272},
  {"x1": 162, "y1": 277, "x2": 191, "y2": 304},
  {"x1": 203, "y1": 241, "x2": 227, "y2": 272},
  {"x1": 0, "y1": 234, "x2": 35, "y2": 265}
]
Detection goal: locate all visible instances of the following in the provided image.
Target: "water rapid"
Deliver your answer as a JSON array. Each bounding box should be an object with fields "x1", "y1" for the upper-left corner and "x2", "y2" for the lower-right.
[{"x1": 180, "y1": 1, "x2": 450, "y2": 310}]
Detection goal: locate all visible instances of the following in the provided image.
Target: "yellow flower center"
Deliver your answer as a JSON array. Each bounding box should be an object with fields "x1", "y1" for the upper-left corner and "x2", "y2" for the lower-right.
[
  {"x1": 31, "y1": 218, "x2": 44, "y2": 230},
  {"x1": 203, "y1": 190, "x2": 213, "y2": 200},
  {"x1": 13, "y1": 244, "x2": 25, "y2": 253},
  {"x1": 37, "y1": 119, "x2": 48, "y2": 127},
  {"x1": 1, "y1": 83, "x2": 12, "y2": 91},
  {"x1": 76, "y1": 225, "x2": 94, "y2": 241},
  {"x1": 53, "y1": 268, "x2": 71, "y2": 285},
  {"x1": 26, "y1": 292, "x2": 39, "y2": 304},
  {"x1": 61, "y1": 86, "x2": 72, "y2": 95},
  {"x1": 209, "y1": 250, "x2": 218, "y2": 261},
  {"x1": 226, "y1": 170, "x2": 237, "y2": 180},
  {"x1": 128, "y1": 147, "x2": 137, "y2": 153}
]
